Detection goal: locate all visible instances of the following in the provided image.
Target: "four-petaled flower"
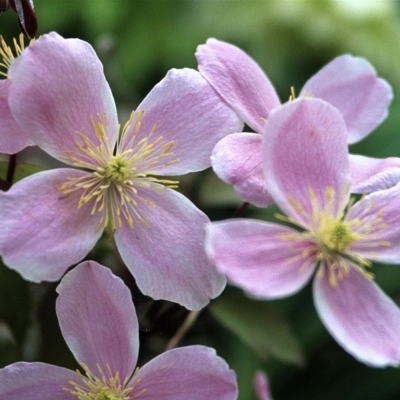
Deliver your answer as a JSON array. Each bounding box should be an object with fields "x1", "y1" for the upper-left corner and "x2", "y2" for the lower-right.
[
  {"x1": 0, "y1": 32, "x2": 243, "y2": 310},
  {"x1": 0, "y1": 261, "x2": 238, "y2": 399},
  {"x1": 196, "y1": 38, "x2": 398, "y2": 206},
  {"x1": 206, "y1": 98, "x2": 400, "y2": 367}
]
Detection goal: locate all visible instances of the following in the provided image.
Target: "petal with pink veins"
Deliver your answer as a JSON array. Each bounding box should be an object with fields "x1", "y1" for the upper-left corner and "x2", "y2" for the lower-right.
[
  {"x1": 211, "y1": 133, "x2": 273, "y2": 207},
  {"x1": 121, "y1": 68, "x2": 243, "y2": 176},
  {"x1": 205, "y1": 219, "x2": 316, "y2": 299},
  {"x1": 115, "y1": 187, "x2": 226, "y2": 311},
  {"x1": 346, "y1": 182, "x2": 400, "y2": 264},
  {"x1": 349, "y1": 154, "x2": 400, "y2": 193},
  {"x1": 130, "y1": 346, "x2": 238, "y2": 400},
  {"x1": 56, "y1": 261, "x2": 139, "y2": 380},
  {"x1": 0, "y1": 362, "x2": 77, "y2": 399},
  {"x1": 196, "y1": 38, "x2": 280, "y2": 133},
  {"x1": 301, "y1": 55, "x2": 393, "y2": 144},
  {"x1": 0, "y1": 80, "x2": 33, "y2": 154},
  {"x1": 8, "y1": 32, "x2": 118, "y2": 163},
  {"x1": 0, "y1": 169, "x2": 104, "y2": 282},
  {"x1": 314, "y1": 266, "x2": 400, "y2": 367},
  {"x1": 263, "y1": 98, "x2": 350, "y2": 228}
]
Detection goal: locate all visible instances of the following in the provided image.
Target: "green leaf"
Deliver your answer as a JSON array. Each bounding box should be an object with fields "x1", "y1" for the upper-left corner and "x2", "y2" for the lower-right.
[
  {"x1": 0, "y1": 161, "x2": 46, "y2": 184},
  {"x1": 209, "y1": 290, "x2": 304, "y2": 366}
]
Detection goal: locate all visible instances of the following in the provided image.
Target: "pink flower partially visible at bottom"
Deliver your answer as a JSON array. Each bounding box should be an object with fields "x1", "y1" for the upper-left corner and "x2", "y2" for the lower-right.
[
  {"x1": 206, "y1": 98, "x2": 400, "y2": 367},
  {"x1": 0, "y1": 261, "x2": 238, "y2": 400},
  {"x1": 254, "y1": 371, "x2": 273, "y2": 400}
]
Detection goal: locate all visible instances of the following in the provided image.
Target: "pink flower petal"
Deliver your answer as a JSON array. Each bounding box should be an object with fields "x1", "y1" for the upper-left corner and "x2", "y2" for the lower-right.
[
  {"x1": 129, "y1": 346, "x2": 238, "y2": 399},
  {"x1": 115, "y1": 187, "x2": 226, "y2": 311},
  {"x1": 56, "y1": 261, "x2": 139, "y2": 380},
  {"x1": 0, "y1": 169, "x2": 104, "y2": 282},
  {"x1": 196, "y1": 38, "x2": 280, "y2": 133},
  {"x1": 211, "y1": 133, "x2": 273, "y2": 207},
  {"x1": 346, "y1": 182, "x2": 400, "y2": 263},
  {"x1": 121, "y1": 68, "x2": 243, "y2": 175},
  {"x1": 0, "y1": 80, "x2": 33, "y2": 154},
  {"x1": 349, "y1": 154, "x2": 400, "y2": 193},
  {"x1": 0, "y1": 362, "x2": 77, "y2": 399},
  {"x1": 314, "y1": 266, "x2": 400, "y2": 367},
  {"x1": 8, "y1": 32, "x2": 118, "y2": 163},
  {"x1": 301, "y1": 55, "x2": 393, "y2": 144},
  {"x1": 205, "y1": 220, "x2": 316, "y2": 299},
  {"x1": 263, "y1": 98, "x2": 350, "y2": 228},
  {"x1": 253, "y1": 371, "x2": 273, "y2": 400}
]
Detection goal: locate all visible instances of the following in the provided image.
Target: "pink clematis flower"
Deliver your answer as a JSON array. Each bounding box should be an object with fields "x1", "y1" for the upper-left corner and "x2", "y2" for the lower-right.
[
  {"x1": 0, "y1": 261, "x2": 239, "y2": 399},
  {"x1": 196, "y1": 39, "x2": 394, "y2": 206},
  {"x1": 0, "y1": 32, "x2": 243, "y2": 310},
  {"x1": 0, "y1": 34, "x2": 33, "y2": 154},
  {"x1": 206, "y1": 98, "x2": 400, "y2": 367}
]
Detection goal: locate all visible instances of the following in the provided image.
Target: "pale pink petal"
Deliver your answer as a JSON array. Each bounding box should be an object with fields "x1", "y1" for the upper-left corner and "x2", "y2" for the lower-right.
[
  {"x1": 263, "y1": 98, "x2": 350, "y2": 228},
  {"x1": 314, "y1": 266, "x2": 400, "y2": 367},
  {"x1": 346, "y1": 182, "x2": 400, "y2": 263},
  {"x1": 0, "y1": 80, "x2": 33, "y2": 153},
  {"x1": 253, "y1": 371, "x2": 273, "y2": 400},
  {"x1": 301, "y1": 55, "x2": 393, "y2": 143},
  {"x1": 205, "y1": 220, "x2": 316, "y2": 299},
  {"x1": 129, "y1": 346, "x2": 238, "y2": 400},
  {"x1": 0, "y1": 169, "x2": 104, "y2": 282},
  {"x1": 212, "y1": 133, "x2": 273, "y2": 207},
  {"x1": 349, "y1": 154, "x2": 400, "y2": 193},
  {"x1": 56, "y1": 261, "x2": 138, "y2": 380},
  {"x1": 0, "y1": 362, "x2": 77, "y2": 399},
  {"x1": 196, "y1": 38, "x2": 280, "y2": 132},
  {"x1": 8, "y1": 32, "x2": 118, "y2": 163},
  {"x1": 115, "y1": 187, "x2": 226, "y2": 311},
  {"x1": 121, "y1": 68, "x2": 243, "y2": 175}
]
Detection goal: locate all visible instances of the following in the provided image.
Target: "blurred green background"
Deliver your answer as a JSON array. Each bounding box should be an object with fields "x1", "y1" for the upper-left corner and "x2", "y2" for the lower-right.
[{"x1": 2, "y1": 1, "x2": 400, "y2": 399}]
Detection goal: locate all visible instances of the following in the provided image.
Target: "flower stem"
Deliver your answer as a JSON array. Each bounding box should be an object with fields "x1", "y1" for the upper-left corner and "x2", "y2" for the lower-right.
[{"x1": 164, "y1": 310, "x2": 200, "y2": 351}]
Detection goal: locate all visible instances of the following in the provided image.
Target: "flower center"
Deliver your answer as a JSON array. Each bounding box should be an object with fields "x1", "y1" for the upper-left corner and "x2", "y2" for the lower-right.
[
  {"x1": 278, "y1": 186, "x2": 390, "y2": 287},
  {"x1": 103, "y1": 154, "x2": 134, "y2": 183},
  {"x1": 65, "y1": 363, "x2": 134, "y2": 400},
  {"x1": 316, "y1": 216, "x2": 359, "y2": 254},
  {"x1": 59, "y1": 111, "x2": 179, "y2": 230}
]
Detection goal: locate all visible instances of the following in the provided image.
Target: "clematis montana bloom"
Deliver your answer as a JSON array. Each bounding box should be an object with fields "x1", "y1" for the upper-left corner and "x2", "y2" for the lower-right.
[
  {"x1": 0, "y1": 32, "x2": 243, "y2": 310},
  {"x1": 196, "y1": 39, "x2": 394, "y2": 206},
  {"x1": 0, "y1": 34, "x2": 33, "y2": 154},
  {"x1": 0, "y1": 261, "x2": 238, "y2": 399},
  {"x1": 206, "y1": 98, "x2": 400, "y2": 367}
]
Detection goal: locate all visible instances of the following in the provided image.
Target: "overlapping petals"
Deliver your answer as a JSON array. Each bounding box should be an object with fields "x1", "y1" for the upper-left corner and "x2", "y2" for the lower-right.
[
  {"x1": 196, "y1": 39, "x2": 394, "y2": 206},
  {"x1": 0, "y1": 261, "x2": 238, "y2": 399},
  {"x1": 262, "y1": 98, "x2": 350, "y2": 225},
  {"x1": 206, "y1": 97, "x2": 400, "y2": 366},
  {"x1": 349, "y1": 154, "x2": 400, "y2": 193}
]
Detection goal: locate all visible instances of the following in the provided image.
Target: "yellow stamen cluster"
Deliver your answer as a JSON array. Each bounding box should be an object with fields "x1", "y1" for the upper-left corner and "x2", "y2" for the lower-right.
[
  {"x1": 278, "y1": 186, "x2": 390, "y2": 287},
  {"x1": 59, "y1": 111, "x2": 180, "y2": 230},
  {"x1": 65, "y1": 363, "x2": 146, "y2": 400},
  {"x1": 0, "y1": 33, "x2": 29, "y2": 77}
]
